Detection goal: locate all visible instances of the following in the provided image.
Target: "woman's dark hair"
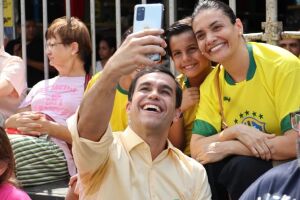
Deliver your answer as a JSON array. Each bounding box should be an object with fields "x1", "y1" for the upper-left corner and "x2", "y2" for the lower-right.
[
  {"x1": 100, "y1": 37, "x2": 116, "y2": 51},
  {"x1": 46, "y1": 16, "x2": 92, "y2": 74},
  {"x1": 164, "y1": 16, "x2": 194, "y2": 56},
  {"x1": 0, "y1": 127, "x2": 17, "y2": 186},
  {"x1": 128, "y1": 65, "x2": 182, "y2": 109},
  {"x1": 192, "y1": 0, "x2": 236, "y2": 24}
]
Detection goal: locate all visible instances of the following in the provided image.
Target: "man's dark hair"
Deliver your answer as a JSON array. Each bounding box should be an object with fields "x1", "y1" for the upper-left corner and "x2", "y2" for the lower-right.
[
  {"x1": 128, "y1": 65, "x2": 182, "y2": 109},
  {"x1": 164, "y1": 16, "x2": 193, "y2": 57}
]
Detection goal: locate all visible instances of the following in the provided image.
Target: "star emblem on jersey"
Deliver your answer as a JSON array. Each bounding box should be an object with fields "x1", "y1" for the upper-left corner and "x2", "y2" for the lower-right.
[{"x1": 233, "y1": 110, "x2": 266, "y2": 132}]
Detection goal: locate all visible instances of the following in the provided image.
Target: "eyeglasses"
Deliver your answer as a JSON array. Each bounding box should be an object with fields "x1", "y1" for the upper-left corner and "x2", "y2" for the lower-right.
[
  {"x1": 45, "y1": 42, "x2": 64, "y2": 50},
  {"x1": 290, "y1": 110, "x2": 300, "y2": 132}
]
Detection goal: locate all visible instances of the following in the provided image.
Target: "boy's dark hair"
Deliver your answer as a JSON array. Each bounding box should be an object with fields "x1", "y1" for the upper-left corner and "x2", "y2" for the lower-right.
[
  {"x1": 164, "y1": 17, "x2": 193, "y2": 56},
  {"x1": 128, "y1": 65, "x2": 182, "y2": 109}
]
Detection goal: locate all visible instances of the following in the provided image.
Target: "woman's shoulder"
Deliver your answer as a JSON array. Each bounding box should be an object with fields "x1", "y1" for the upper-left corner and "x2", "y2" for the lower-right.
[
  {"x1": 250, "y1": 42, "x2": 300, "y2": 71},
  {"x1": 250, "y1": 42, "x2": 298, "y2": 62}
]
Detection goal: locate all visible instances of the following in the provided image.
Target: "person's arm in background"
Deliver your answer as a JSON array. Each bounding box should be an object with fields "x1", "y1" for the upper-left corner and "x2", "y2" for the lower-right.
[
  {"x1": 265, "y1": 130, "x2": 297, "y2": 160},
  {"x1": 27, "y1": 59, "x2": 57, "y2": 73},
  {"x1": 0, "y1": 52, "x2": 26, "y2": 98},
  {"x1": 0, "y1": 79, "x2": 15, "y2": 97},
  {"x1": 27, "y1": 59, "x2": 44, "y2": 71},
  {"x1": 169, "y1": 87, "x2": 199, "y2": 151},
  {"x1": 168, "y1": 113, "x2": 185, "y2": 150}
]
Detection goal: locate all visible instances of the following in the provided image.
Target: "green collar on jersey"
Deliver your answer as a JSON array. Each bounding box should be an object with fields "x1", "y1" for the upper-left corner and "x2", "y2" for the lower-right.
[
  {"x1": 224, "y1": 43, "x2": 256, "y2": 85},
  {"x1": 184, "y1": 76, "x2": 191, "y2": 88},
  {"x1": 117, "y1": 83, "x2": 129, "y2": 95}
]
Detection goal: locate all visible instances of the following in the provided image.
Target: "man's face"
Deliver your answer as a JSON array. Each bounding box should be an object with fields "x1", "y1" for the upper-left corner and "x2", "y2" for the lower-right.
[
  {"x1": 26, "y1": 20, "x2": 37, "y2": 42},
  {"x1": 127, "y1": 72, "x2": 178, "y2": 131},
  {"x1": 278, "y1": 39, "x2": 300, "y2": 57}
]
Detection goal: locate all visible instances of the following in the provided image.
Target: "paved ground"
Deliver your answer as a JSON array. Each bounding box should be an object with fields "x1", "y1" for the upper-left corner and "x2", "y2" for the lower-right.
[{"x1": 24, "y1": 179, "x2": 69, "y2": 200}]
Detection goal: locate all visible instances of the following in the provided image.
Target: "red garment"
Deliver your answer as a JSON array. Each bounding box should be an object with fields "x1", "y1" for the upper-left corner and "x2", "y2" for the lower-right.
[{"x1": 70, "y1": 0, "x2": 85, "y2": 19}]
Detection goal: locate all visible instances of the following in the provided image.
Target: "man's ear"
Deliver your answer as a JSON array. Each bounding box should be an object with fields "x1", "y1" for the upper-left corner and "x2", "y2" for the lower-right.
[
  {"x1": 126, "y1": 101, "x2": 132, "y2": 113},
  {"x1": 172, "y1": 108, "x2": 183, "y2": 123}
]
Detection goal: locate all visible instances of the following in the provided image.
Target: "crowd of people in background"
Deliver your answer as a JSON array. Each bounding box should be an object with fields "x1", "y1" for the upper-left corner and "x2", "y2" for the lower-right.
[{"x1": 0, "y1": 0, "x2": 300, "y2": 199}]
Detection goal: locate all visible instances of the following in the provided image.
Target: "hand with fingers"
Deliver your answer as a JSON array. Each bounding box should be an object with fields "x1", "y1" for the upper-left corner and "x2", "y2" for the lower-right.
[
  {"x1": 13, "y1": 112, "x2": 51, "y2": 136},
  {"x1": 233, "y1": 124, "x2": 275, "y2": 160},
  {"x1": 180, "y1": 87, "x2": 200, "y2": 112},
  {"x1": 196, "y1": 142, "x2": 228, "y2": 165},
  {"x1": 106, "y1": 29, "x2": 167, "y2": 78}
]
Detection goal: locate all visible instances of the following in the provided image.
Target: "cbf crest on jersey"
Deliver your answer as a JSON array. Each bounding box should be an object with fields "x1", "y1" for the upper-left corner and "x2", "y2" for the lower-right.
[{"x1": 233, "y1": 110, "x2": 266, "y2": 132}]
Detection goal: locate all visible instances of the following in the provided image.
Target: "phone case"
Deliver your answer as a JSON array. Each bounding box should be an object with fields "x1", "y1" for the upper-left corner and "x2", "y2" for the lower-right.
[{"x1": 133, "y1": 3, "x2": 164, "y2": 61}]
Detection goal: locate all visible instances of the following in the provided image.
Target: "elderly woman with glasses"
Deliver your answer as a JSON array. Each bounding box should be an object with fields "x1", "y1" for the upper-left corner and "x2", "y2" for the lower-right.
[{"x1": 4, "y1": 16, "x2": 91, "y2": 187}]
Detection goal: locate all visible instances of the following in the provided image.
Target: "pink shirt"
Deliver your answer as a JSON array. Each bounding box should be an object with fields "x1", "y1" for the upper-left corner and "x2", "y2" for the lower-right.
[
  {"x1": 0, "y1": 47, "x2": 27, "y2": 126},
  {"x1": 19, "y1": 75, "x2": 85, "y2": 175},
  {"x1": 0, "y1": 183, "x2": 31, "y2": 200}
]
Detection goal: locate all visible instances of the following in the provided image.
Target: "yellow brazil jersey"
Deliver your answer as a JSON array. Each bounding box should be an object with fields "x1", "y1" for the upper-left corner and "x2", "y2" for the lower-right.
[
  {"x1": 176, "y1": 74, "x2": 198, "y2": 156},
  {"x1": 193, "y1": 42, "x2": 300, "y2": 136},
  {"x1": 85, "y1": 72, "x2": 128, "y2": 132}
]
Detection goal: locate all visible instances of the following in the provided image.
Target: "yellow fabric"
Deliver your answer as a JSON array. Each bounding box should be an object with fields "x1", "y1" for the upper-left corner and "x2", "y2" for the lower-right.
[
  {"x1": 176, "y1": 74, "x2": 198, "y2": 156},
  {"x1": 193, "y1": 42, "x2": 300, "y2": 136},
  {"x1": 85, "y1": 72, "x2": 128, "y2": 131},
  {"x1": 68, "y1": 113, "x2": 211, "y2": 200}
]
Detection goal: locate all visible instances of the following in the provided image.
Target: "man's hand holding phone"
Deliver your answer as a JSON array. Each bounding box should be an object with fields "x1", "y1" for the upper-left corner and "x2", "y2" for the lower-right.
[
  {"x1": 133, "y1": 3, "x2": 164, "y2": 62},
  {"x1": 103, "y1": 3, "x2": 166, "y2": 81}
]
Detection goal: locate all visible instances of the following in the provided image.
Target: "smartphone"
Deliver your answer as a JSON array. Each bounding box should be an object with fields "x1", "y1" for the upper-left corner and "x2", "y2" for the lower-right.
[{"x1": 133, "y1": 3, "x2": 164, "y2": 62}]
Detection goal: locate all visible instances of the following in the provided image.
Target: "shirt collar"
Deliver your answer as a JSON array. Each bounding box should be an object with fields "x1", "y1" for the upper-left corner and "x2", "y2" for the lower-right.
[{"x1": 121, "y1": 126, "x2": 178, "y2": 154}]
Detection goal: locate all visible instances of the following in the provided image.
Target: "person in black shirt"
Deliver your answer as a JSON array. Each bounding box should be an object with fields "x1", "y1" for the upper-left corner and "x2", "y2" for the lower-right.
[{"x1": 6, "y1": 19, "x2": 57, "y2": 87}]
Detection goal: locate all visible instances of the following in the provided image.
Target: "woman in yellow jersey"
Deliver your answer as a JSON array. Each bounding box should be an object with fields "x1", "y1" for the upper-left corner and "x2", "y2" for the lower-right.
[
  {"x1": 190, "y1": 1, "x2": 300, "y2": 200},
  {"x1": 165, "y1": 17, "x2": 212, "y2": 156}
]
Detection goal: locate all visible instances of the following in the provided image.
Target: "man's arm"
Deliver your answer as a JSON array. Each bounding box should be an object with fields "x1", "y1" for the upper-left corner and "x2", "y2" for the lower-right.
[{"x1": 77, "y1": 29, "x2": 166, "y2": 141}]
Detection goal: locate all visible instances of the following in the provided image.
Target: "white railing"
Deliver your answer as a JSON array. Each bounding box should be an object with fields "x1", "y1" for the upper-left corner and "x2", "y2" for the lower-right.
[{"x1": 0, "y1": 0, "x2": 299, "y2": 79}]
